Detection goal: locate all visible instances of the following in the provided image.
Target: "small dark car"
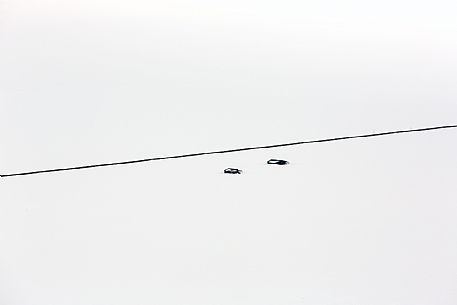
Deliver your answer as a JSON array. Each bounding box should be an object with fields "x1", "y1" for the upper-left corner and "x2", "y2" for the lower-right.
[
  {"x1": 224, "y1": 168, "x2": 242, "y2": 174},
  {"x1": 267, "y1": 159, "x2": 289, "y2": 165}
]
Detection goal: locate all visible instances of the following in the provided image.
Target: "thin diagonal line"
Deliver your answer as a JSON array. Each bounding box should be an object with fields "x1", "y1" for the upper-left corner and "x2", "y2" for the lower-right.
[{"x1": 1, "y1": 124, "x2": 456, "y2": 178}]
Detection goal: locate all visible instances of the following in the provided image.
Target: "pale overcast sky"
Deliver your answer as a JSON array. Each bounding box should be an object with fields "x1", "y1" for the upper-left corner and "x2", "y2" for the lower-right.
[{"x1": 1, "y1": 0, "x2": 457, "y2": 304}]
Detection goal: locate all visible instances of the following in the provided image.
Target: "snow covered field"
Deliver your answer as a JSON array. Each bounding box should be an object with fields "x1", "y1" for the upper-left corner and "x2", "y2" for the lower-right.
[{"x1": 1, "y1": 1, "x2": 457, "y2": 304}]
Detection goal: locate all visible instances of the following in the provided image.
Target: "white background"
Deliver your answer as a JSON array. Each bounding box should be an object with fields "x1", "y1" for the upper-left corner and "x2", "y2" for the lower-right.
[{"x1": 1, "y1": 0, "x2": 457, "y2": 304}]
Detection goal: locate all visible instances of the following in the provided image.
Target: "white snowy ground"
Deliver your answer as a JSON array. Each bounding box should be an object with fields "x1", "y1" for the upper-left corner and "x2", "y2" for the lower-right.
[{"x1": 1, "y1": 1, "x2": 457, "y2": 304}]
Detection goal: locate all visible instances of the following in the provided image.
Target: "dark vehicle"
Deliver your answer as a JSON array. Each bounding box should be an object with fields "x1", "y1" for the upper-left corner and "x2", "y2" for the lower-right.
[
  {"x1": 224, "y1": 168, "x2": 242, "y2": 174},
  {"x1": 267, "y1": 159, "x2": 289, "y2": 165}
]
